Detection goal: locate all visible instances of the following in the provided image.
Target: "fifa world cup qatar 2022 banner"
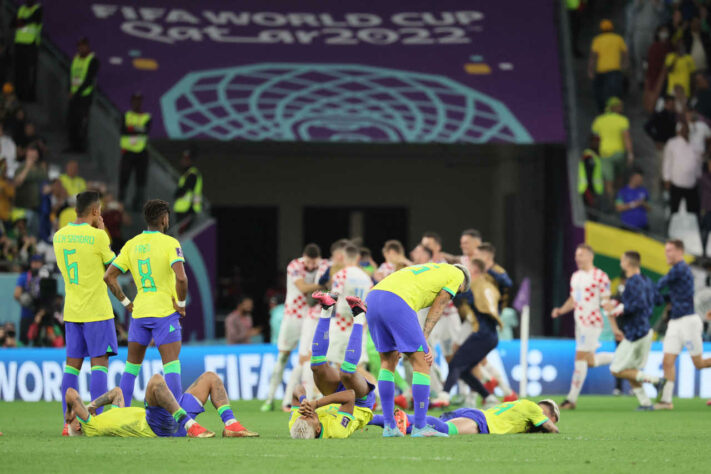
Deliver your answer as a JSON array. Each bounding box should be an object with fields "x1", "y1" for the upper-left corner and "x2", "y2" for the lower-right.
[
  {"x1": 41, "y1": 1, "x2": 566, "y2": 144},
  {"x1": 3, "y1": 340, "x2": 711, "y2": 402}
]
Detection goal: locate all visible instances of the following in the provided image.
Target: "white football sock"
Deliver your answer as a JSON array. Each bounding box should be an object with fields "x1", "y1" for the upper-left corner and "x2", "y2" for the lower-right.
[
  {"x1": 354, "y1": 313, "x2": 366, "y2": 325},
  {"x1": 266, "y1": 352, "x2": 289, "y2": 403},
  {"x1": 567, "y1": 360, "x2": 588, "y2": 403},
  {"x1": 301, "y1": 362, "x2": 316, "y2": 399},
  {"x1": 661, "y1": 381, "x2": 674, "y2": 404},
  {"x1": 282, "y1": 362, "x2": 302, "y2": 408},
  {"x1": 593, "y1": 352, "x2": 614, "y2": 367},
  {"x1": 632, "y1": 386, "x2": 651, "y2": 406},
  {"x1": 320, "y1": 306, "x2": 334, "y2": 318},
  {"x1": 486, "y1": 364, "x2": 513, "y2": 396},
  {"x1": 225, "y1": 418, "x2": 237, "y2": 426},
  {"x1": 184, "y1": 418, "x2": 196, "y2": 430},
  {"x1": 634, "y1": 371, "x2": 659, "y2": 384}
]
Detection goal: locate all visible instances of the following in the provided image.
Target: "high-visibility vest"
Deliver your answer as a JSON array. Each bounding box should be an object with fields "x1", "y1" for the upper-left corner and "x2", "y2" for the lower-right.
[
  {"x1": 566, "y1": 0, "x2": 581, "y2": 10},
  {"x1": 120, "y1": 111, "x2": 151, "y2": 153},
  {"x1": 578, "y1": 149, "x2": 604, "y2": 195},
  {"x1": 70, "y1": 53, "x2": 95, "y2": 96},
  {"x1": 15, "y1": 4, "x2": 41, "y2": 45},
  {"x1": 174, "y1": 167, "x2": 203, "y2": 214}
]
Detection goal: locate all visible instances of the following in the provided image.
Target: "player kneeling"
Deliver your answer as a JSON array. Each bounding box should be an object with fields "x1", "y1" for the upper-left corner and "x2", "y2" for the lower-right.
[
  {"x1": 65, "y1": 372, "x2": 258, "y2": 438},
  {"x1": 289, "y1": 292, "x2": 376, "y2": 439},
  {"x1": 371, "y1": 399, "x2": 559, "y2": 436}
]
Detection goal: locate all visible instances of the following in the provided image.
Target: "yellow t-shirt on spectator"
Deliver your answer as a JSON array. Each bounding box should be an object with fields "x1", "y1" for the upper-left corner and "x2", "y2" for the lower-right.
[
  {"x1": 591, "y1": 33, "x2": 627, "y2": 73},
  {"x1": 591, "y1": 112, "x2": 629, "y2": 158},
  {"x1": 665, "y1": 53, "x2": 696, "y2": 96},
  {"x1": 59, "y1": 174, "x2": 87, "y2": 199},
  {"x1": 58, "y1": 207, "x2": 77, "y2": 230}
]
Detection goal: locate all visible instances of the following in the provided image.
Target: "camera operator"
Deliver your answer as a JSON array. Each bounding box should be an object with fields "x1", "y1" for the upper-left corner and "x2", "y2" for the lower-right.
[
  {"x1": 13, "y1": 254, "x2": 44, "y2": 345},
  {"x1": 26, "y1": 263, "x2": 63, "y2": 347}
]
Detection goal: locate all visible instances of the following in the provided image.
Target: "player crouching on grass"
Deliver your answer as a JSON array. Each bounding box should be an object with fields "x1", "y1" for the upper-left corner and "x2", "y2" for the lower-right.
[
  {"x1": 370, "y1": 399, "x2": 560, "y2": 436},
  {"x1": 289, "y1": 292, "x2": 376, "y2": 439},
  {"x1": 65, "y1": 372, "x2": 258, "y2": 438}
]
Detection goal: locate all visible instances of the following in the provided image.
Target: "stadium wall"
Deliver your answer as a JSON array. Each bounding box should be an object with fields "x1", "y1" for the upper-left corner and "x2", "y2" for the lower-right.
[{"x1": 3, "y1": 340, "x2": 710, "y2": 402}]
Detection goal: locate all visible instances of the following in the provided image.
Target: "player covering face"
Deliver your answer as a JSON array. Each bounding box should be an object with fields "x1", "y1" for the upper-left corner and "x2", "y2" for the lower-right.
[
  {"x1": 370, "y1": 399, "x2": 560, "y2": 436},
  {"x1": 288, "y1": 292, "x2": 376, "y2": 439},
  {"x1": 64, "y1": 372, "x2": 258, "y2": 438}
]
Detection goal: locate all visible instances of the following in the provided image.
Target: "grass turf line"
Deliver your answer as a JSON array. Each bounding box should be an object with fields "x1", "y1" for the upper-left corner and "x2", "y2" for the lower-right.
[{"x1": 0, "y1": 396, "x2": 709, "y2": 473}]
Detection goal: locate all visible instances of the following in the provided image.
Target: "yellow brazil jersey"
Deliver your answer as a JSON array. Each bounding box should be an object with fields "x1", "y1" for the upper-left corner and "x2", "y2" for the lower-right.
[
  {"x1": 53, "y1": 222, "x2": 115, "y2": 323},
  {"x1": 79, "y1": 407, "x2": 156, "y2": 438},
  {"x1": 288, "y1": 404, "x2": 373, "y2": 439},
  {"x1": 112, "y1": 231, "x2": 185, "y2": 318},
  {"x1": 591, "y1": 112, "x2": 629, "y2": 158},
  {"x1": 483, "y1": 400, "x2": 549, "y2": 434},
  {"x1": 373, "y1": 263, "x2": 464, "y2": 311}
]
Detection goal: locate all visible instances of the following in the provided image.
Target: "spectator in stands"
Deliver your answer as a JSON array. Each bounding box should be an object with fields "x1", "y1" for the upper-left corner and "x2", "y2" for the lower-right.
[
  {"x1": 14, "y1": 254, "x2": 43, "y2": 345},
  {"x1": 225, "y1": 296, "x2": 261, "y2": 344},
  {"x1": 67, "y1": 37, "x2": 98, "y2": 153},
  {"x1": 589, "y1": 19, "x2": 628, "y2": 112},
  {"x1": 578, "y1": 135, "x2": 604, "y2": 209},
  {"x1": 101, "y1": 191, "x2": 130, "y2": 253},
  {"x1": 8, "y1": 215, "x2": 37, "y2": 265},
  {"x1": 629, "y1": 0, "x2": 664, "y2": 86},
  {"x1": 687, "y1": 108, "x2": 711, "y2": 159},
  {"x1": 47, "y1": 178, "x2": 70, "y2": 231},
  {"x1": 15, "y1": 121, "x2": 47, "y2": 160},
  {"x1": 699, "y1": 158, "x2": 711, "y2": 256},
  {"x1": 173, "y1": 147, "x2": 202, "y2": 232},
  {"x1": 644, "y1": 25, "x2": 673, "y2": 112},
  {"x1": 684, "y1": 16, "x2": 711, "y2": 73},
  {"x1": 0, "y1": 123, "x2": 18, "y2": 179},
  {"x1": 664, "y1": 121, "x2": 702, "y2": 219},
  {"x1": 0, "y1": 83, "x2": 19, "y2": 124},
  {"x1": 693, "y1": 73, "x2": 711, "y2": 120},
  {"x1": 119, "y1": 92, "x2": 151, "y2": 211},
  {"x1": 616, "y1": 169, "x2": 651, "y2": 230},
  {"x1": 12, "y1": 1, "x2": 42, "y2": 102},
  {"x1": 13, "y1": 145, "x2": 46, "y2": 231},
  {"x1": 664, "y1": 40, "x2": 696, "y2": 98},
  {"x1": 59, "y1": 160, "x2": 86, "y2": 201},
  {"x1": 592, "y1": 97, "x2": 634, "y2": 198},
  {"x1": 645, "y1": 95, "x2": 678, "y2": 197},
  {"x1": 0, "y1": 158, "x2": 14, "y2": 225}
]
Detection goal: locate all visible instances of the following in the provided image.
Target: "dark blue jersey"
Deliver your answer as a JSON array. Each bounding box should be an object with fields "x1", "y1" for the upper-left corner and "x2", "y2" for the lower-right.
[
  {"x1": 618, "y1": 273, "x2": 654, "y2": 341},
  {"x1": 656, "y1": 261, "x2": 695, "y2": 319}
]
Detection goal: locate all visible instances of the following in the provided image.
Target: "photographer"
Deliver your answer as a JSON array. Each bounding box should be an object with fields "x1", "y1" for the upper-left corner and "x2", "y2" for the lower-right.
[
  {"x1": 26, "y1": 270, "x2": 64, "y2": 348},
  {"x1": 13, "y1": 254, "x2": 43, "y2": 345}
]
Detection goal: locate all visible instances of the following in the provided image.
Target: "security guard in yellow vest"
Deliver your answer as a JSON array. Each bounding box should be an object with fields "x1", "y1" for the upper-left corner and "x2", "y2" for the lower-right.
[
  {"x1": 173, "y1": 147, "x2": 202, "y2": 230},
  {"x1": 579, "y1": 135, "x2": 604, "y2": 208},
  {"x1": 67, "y1": 37, "x2": 98, "y2": 152},
  {"x1": 12, "y1": 1, "x2": 42, "y2": 101},
  {"x1": 119, "y1": 92, "x2": 152, "y2": 210}
]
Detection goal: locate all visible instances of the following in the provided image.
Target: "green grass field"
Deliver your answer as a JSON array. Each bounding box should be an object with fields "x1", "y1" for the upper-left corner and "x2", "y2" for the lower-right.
[{"x1": 1, "y1": 396, "x2": 709, "y2": 473}]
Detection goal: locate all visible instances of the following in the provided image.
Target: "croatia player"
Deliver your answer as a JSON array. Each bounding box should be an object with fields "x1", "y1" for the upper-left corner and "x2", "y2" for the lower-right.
[
  {"x1": 367, "y1": 262, "x2": 470, "y2": 437},
  {"x1": 288, "y1": 292, "x2": 375, "y2": 439},
  {"x1": 371, "y1": 399, "x2": 559, "y2": 435},
  {"x1": 551, "y1": 243, "x2": 614, "y2": 409},
  {"x1": 374, "y1": 239, "x2": 410, "y2": 283},
  {"x1": 53, "y1": 191, "x2": 118, "y2": 434},
  {"x1": 655, "y1": 240, "x2": 711, "y2": 409},
  {"x1": 262, "y1": 244, "x2": 324, "y2": 412},
  {"x1": 328, "y1": 243, "x2": 373, "y2": 365},
  {"x1": 104, "y1": 200, "x2": 188, "y2": 402},
  {"x1": 605, "y1": 251, "x2": 664, "y2": 410},
  {"x1": 65, "y1": 371, "x2": 258, "y2": 438}
]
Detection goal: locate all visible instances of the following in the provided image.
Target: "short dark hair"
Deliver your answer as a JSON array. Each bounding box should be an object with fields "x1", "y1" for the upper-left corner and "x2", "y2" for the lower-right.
[
  {"x1": 303, "y1": 243, "x2": 321, "y2": 259},
  {"x1": 538, "y1": 400, "x2": 558, "y2": 423},
  {"x1": 422, "y1": 231, "x2": 442, "y2": 246},
  {"x1": 577, "y1": 243, "x2": 594, "y2": 254},
  {"x1": 75, "y1": 190, "x2": 101, "y2": 217},
  {"x1": 623, "y1": 251, "x2": 641, "y2": 267},
  {"x1": 143, "y1": 199, "x2": 170, "y2": 227},
  {"x1": 359, "y1": 247, "x2": 371, "y2": 259},
  {"x1": 383, "y1": 239, "x2": 404, "y2": 254},
  {"x1": 343, "y1": 244, "x2": 359, "y2": 260},
  {"x1": 461, "y1": 229, "x2": 482, "y2": 239},
  {"x1": 667, "y1": 239, "x2": 684, "y2": 251},
  {"x1": 471, "y1": 258, "x2": 486, "y2": 273},
  {"x1": 478, "y1": 242, "x2": 496, "y2": 256},
  {"x1": 420, "y1": 245, "x2": 433, "y2": 259},
  {"x1": 330, "y1": 238, "x2": 351, "y2": 254}
]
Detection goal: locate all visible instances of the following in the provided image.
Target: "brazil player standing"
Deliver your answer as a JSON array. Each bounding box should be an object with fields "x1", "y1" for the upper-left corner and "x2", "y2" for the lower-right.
[
  {"x1": 366, "y1": 262, "x2": 470, "y2": 437},
  {"x1": 53, "y1": 191, "x2": 118, "y2": 434},
  {"x1": 104, "y1": 199, "x2": 188, "y2": 402}
]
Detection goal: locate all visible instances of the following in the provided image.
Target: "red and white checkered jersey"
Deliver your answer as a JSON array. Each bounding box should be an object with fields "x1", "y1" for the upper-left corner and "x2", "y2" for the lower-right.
[
  {"x1": 331, "y1": 266, "x2": 373, "y2": 332},
  {"x1": 304, "y1": 259, "x2": 333, "y2": 320},
  {"x1": 570, "y1": 267, "x2": 611, "y2": 328},
  {"x1": 285, "y1": 257, "x2": 319, "y2": 319},
  {"x1": 377, "y1": 262, "x2": 396, "y2": 279}
]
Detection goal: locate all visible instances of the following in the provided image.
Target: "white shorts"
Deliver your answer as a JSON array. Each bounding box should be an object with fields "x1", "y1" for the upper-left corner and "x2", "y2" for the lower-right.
[
  {"x1": 610, "y1": 330, "x2": 653, "y2": 373},
  {"x1": 277, "y1": 316, "x2": 304, "y2": 352},
  {"x1": 326, "y1": 325, "x2": 368, "y2": 366},
  {"x1": 575, "y1": 325, "x2": 602, "y2": 353},
  {"x1": 298, "y1": 316, "x2": 319, "y2": 356},
  {"x1": 663, "y1": 314, "x2": 704, "y2": 356}
]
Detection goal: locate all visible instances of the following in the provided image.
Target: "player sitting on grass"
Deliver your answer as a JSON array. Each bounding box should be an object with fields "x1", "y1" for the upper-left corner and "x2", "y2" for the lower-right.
[
  {"x1": 289, "y1": 292, "x2": 376, "y2": 439},
  {"x1": 65, "y1": 371, "x2": 258, "y2": 438},
  {"x1": 370, "y1": 399, "x2": 560, "y2": 435}
]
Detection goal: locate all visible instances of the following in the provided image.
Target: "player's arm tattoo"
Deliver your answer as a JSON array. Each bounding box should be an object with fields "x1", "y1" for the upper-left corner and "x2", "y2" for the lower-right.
[
  {"x1": 104, "y1": 266, "x2": 128, "y2": 301},
  {"x1": 539, "y1": 420, "x2": 559, "y2": 434},
  {"x1": 148, "y1": 377, "x2": 181, "y2": 413},
  {"x1": 422, "y1": 291, "x2": 451, "y2": 339},
  {"x1": 91, "y1": 387, "x2": 125, "y2": 409}
]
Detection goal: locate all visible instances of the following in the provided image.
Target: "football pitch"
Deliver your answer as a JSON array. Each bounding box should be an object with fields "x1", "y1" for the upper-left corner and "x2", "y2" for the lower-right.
[{"x1": 1, "y1": 396, "x2": 709, "y2": 473}]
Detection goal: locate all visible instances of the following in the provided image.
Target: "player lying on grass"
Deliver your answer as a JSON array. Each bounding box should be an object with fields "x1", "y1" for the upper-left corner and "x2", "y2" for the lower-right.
[
  {"x1": 370, "y1": 399, "x2": 560, "y2": 435},
  {"x1": 65, "y1": 371, "x2": 258, "y2": 438},
  {"x1": 289, "y1": 292, "x2": 376, "y2": 439}
]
